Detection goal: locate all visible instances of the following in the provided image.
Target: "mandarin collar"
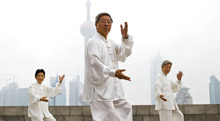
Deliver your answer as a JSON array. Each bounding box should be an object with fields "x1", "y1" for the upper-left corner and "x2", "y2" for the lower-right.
[
  {"x1": 161, "y1": 72, "x2": 167, "y2": 77},
  {"x1": 35, "y1": 82, "x2": 42, "y2": 86},
  {"x1": 96, "y1": 32, "x2": 107, "y2": 41}
]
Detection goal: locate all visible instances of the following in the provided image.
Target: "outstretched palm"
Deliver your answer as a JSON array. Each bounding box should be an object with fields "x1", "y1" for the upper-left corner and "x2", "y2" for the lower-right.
[
  {"x1": 177, "y1": 71, "x2": 183, "y2": 80},
  {"x1": 120, "y1": 22, "x2": 128, "y2": 39},
  {"x1": 59, "y1": 74, "x2": 65, "y2": 83}
]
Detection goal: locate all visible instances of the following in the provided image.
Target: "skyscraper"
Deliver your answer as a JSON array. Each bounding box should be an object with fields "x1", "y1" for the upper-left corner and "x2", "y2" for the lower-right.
[
  {"x1": 176, "y1": 87, "x2": 193, "y2": 104},
  {"x1": 2, "y1": 82, "x2": 19, "y2": 106},
  {"x1": 18, "y1": 88, "x2": 29, "y2": 106},
  {"x1": 209, "y1": 75, "x2": 220, "y2": 104},
  {"x1": 69, "y1": 74, "x2": 83, "y2": 105},
  {"x1": 150, "y1": 52, "x2": 163, "y2": 104},
  {"x1": 49, "y1": 74, "x2": 66, "y2": 106},
  {"x1": 80, "y1": 0, "x2": 96, "y2": 106},
  {"x1": 0, "y1": 89, "x2": 3, "y2": 106}
]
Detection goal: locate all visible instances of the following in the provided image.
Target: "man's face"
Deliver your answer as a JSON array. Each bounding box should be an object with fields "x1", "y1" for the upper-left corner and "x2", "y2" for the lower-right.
[
  {"x1": 36, "y1": 72, "x2": 45, "y2": 84},
  {"x1": 95, "y1": 15, "x2": 112, "y2": 37},
  {"x1": 162, "y1": 64, "x2": 172, "y2": 75}
]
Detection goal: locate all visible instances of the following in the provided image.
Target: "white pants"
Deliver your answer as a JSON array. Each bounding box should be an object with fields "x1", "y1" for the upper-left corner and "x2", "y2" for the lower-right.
[
  {"x1": 31, "y1": 115, "x2": 56, "y2": 121},
  {"x1": 90, "y1": 97, "x2": 133, "y2": 121},
  {"x1": 158, "y1": 109, "x2": 184, "y2": 121}
]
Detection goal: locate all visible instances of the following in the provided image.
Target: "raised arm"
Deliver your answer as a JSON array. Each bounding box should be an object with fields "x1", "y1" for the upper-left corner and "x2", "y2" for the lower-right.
[
  {"x1": 171, "y1": 71, "x2": 183, "y2": 92},
  {"x1": 47, "y1": 75, "x2": 64, "y2": 97},
  {"x1": 116, "y1": 22, "x2": 133, "y2": 62}
]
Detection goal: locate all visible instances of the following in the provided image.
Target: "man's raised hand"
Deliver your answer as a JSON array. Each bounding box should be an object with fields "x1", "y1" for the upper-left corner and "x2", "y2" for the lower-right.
[{"x1": 120, "y1": 22, "x2": 128, "y2": 39}]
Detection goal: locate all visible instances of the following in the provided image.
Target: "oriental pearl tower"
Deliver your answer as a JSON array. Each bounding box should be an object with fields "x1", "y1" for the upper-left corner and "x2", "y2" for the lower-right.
[
  {"x1": 80, "y1": 0, "x2": 96, "y2": 87},
  {"x1": 80, "y1": 0, "x2": 96, "y2": 44}
]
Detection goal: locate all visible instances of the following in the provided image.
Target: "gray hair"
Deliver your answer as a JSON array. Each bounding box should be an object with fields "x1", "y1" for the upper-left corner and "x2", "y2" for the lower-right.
[
  {"x1": 161, "y1": 60, "x2": 172, "y2": 68},
  {"x1": 95, "y1": 12, "x2": 113, "y2": 24}
]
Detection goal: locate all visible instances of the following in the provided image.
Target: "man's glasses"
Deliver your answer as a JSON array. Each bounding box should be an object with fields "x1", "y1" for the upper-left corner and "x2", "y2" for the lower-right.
[{"x1": 99, "y1": 20, "x2": 112, "y2": 24}]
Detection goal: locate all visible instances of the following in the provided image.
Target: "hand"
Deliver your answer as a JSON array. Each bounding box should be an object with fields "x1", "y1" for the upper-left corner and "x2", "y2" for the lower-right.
[
  {"x1": 120, "y1": 22, "x2": 128, "y2": 39},
  {"x1": 59, "y1": 74, "x2": 65, "y2": 83},
  {"x1": 115, "y1": 69, "x2": 131, "y2": 81},
  {"x1": 177, "y1": 71, "x2": 183, "y2": 81},
  {"x1": 160, "y1": 95, "x2": 167, "y2": 102},
  {"x1": 40, "y1": 97, "x2": 49, "y2": 102}
]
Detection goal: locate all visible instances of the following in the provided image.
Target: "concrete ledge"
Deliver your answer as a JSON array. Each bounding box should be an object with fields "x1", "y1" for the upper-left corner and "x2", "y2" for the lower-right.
[
  {"x1": 205, "y1": 104, "x2": 219, "y2": 114},
  {"x1": 136, "y1": 105, "x2": 150, "y2": 115},
  {"x1": 0, "y1": 105, "x2": 220, "y2": 121},
  {"x1": 0, "y1": 107, "x2": 3, "y2": 116},
  {"x1": 185, "y1": 105, "x2": 205, "y2": 114},
  {"x1": 205, "y1": 114, "x2": 220, "y2": 121},
  {"x1": 82, "y1": 106, "x2": 91, "y2": 116},
  {"x1": 185, "y1": 114, "x2": 205, "y2": 121},
  {"x1": 70, "y1": 106, "x2": 83, "y2": 116},
  {"x1": 149, "y1": 105, "x2": 158, "y2": 115},
  {"x1": 56, "y1": 106, "x2": 70, "y2": 116},
  {"x1": 132, "y1": 106, "x2": 137, "y2": 115},
  {"x1": 3, "y1": 107, "x2": 23, "y2": 116}
]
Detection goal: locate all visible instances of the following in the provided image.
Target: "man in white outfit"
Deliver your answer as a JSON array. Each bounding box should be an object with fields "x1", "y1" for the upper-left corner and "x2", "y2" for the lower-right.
[
  {"x1": 28, "y1": 69, "x2": 65, "y2": 121},
  {"x1": 155, "y1": 60, "x2": 184, "y2": 121},
  {"x1": 83, "y1": 12, "x2": 133, "y2": 121}
]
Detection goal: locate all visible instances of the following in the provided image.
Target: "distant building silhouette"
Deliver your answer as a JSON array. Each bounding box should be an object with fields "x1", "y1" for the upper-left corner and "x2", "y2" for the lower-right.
[
  {"x1": 176, "y1": 87, "x2": 193, "y2": 104},
  {"x1": 150, "y1": 52, "x2": 163, "y2": 104},
  {"x1": 0, "y1": 82, "x2": 18, "y2": 106},
  {"x1": 209, "y1": 75, "x2": 220, "y2": 104},
  {"x1": 49, "y1": 74, "x2": 66, "y2": 106},
  {"x1": 69, "y1": 74, "x2": 83, "y2": 105},
  {"x1": 18, "y1": 88, "x2": 29, "y2": 106}
]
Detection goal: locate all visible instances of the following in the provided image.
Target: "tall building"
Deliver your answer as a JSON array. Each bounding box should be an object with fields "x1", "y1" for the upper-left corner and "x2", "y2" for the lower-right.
[
  {"x1": 49, "y1": 74, "x2": 66, "y2": 106},
  {"x1": 18, "y1": 88, "x2": 29, "y2": 106},
  {"x1": 150, "y1": 52, "x2": 163, "y2": 104},
  {"x1": 69, "y1": 74, "x2": 83, "y2": 105},
  {"x1": 0, "y1": 89, "x2": 3, "y2": 106},
  {"x1": 176, "y1": 87, "x2": 193, "y2": 104},
  {"x1": 209, "y1": 75, "x2": 220, "y2": 104},
  {"x1": 2, "y1": 82, "x2": 19, "y2": 106},
  {"x1": 0, "y1": 80, "x2": 28, "y2": 106},
  {"x1": 79, "y1": 0, "x2": 95, "y2": 106}
]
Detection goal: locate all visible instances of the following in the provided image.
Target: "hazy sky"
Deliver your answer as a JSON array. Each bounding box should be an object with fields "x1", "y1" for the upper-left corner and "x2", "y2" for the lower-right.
[{"x1": 0, "y1": 0, "x2": 220, "y2": 105}]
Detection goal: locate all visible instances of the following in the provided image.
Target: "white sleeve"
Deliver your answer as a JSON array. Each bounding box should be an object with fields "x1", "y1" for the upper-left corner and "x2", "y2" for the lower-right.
[
  {"x1": 155, "y1": 75, "x2": 163, "y2": 101},
  {"x1": 115, "y1": 35, "x2": 133, "y2": 62},
  {"x1": 46, "y1": 83, "x2": 62, "y2": 97},
  {"x1": 171, "y1": 80, "x2": 182, "y2": 93}
]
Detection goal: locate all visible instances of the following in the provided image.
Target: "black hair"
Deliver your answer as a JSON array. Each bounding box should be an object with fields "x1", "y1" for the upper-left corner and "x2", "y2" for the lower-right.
[
  {"x1": 95, "y1": 12, "x2": 113, "y2": 24},
  {"x1": 35, "y1": 69, "x2": 45, "y2": 78}
]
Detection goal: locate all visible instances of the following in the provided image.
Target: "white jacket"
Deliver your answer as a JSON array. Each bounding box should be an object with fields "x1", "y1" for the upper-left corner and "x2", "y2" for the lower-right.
[
  {"x1": 83, "y1": 32, "x2": 133, "y2": 102},
  {"x1": 155, "y1": 73, "x2": 182, "y2": 110},
  {"x1": 28, "y1": 82, "x2": 62, "y2": 118}
]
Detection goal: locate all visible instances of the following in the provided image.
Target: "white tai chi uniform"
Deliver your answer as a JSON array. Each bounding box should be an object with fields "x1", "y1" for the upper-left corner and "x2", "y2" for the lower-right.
[
  {"x1": 155, "y1": 73, "x2": 184, "y2": 121},
  {"x1": 83, "y1": 32, "x2": 134, "y2": 121},
  {"x1": 28, "y1": 82, "x2": 62, "y2": 121}
]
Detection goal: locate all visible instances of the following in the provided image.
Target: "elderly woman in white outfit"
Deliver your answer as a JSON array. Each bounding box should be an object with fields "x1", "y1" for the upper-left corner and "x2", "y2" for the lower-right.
[
  {"x1": 28, "y1": 69, "x2": 65, "y2": 121},
  {"x1": 155, "y1": 60, "x2": 184, "y2": 121}
]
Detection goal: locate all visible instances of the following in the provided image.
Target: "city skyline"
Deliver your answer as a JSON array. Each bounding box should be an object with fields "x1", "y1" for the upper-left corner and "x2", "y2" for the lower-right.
[
  {"x1": 0, "y1": 73, "x2": 85, "y2": 106},
  {"x1": 0, "y1": 0, "x2": 220, "y2": 105}
]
